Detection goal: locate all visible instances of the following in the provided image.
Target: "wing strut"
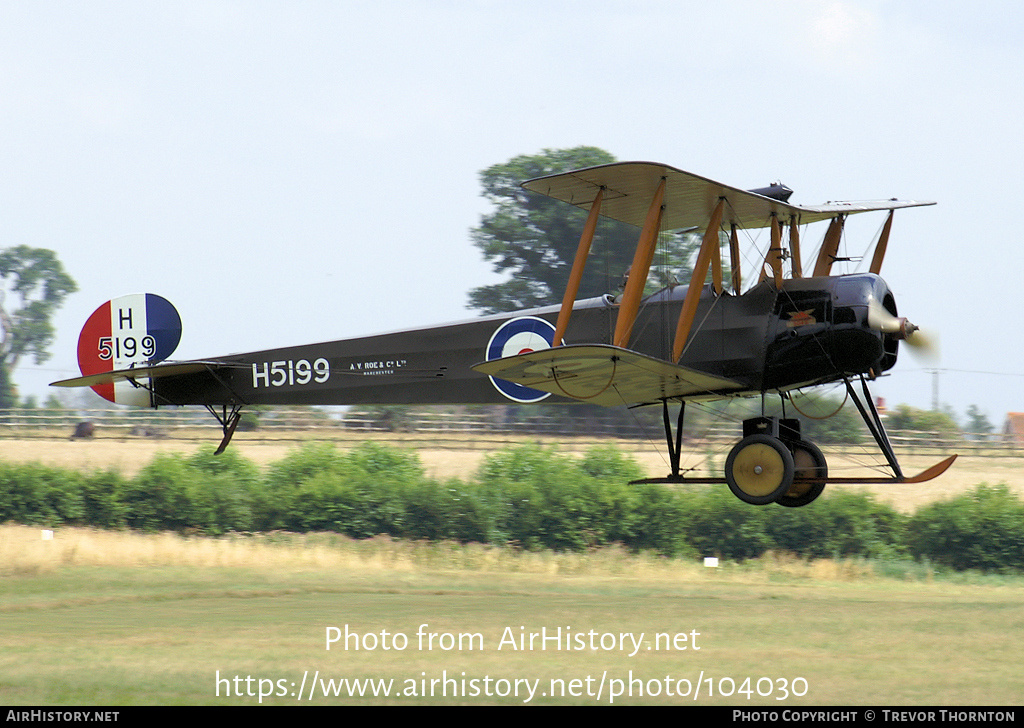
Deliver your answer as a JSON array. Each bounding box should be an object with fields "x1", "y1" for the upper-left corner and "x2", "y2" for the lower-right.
[
  {"x1": 729, "y1": 224, "x2": 742, "y2": 293},
  {"x1": 672, "y1": 198, "x2": 725, "y2": 362},
  {"x1": 553, "y1": 187, "x2": 604, "y2": 346},
  {"x1": 789, "y1": 216, "x2": 803, "y2": 278},
  {"x1": 868, "y1": 209, "x2": 895, "y2": 274},
  {"x1": 759, "y1": 214, "x2": 785, "y2": 286},
  {"x1": 613, "y1": 178, "x2": 666, "y2": 348},
  {"x1": 812, "y1": 215, "x2": 845, "y2": 276},
  {"x1": 710, "y1": 224, "x2": 724, "y2": 294}
]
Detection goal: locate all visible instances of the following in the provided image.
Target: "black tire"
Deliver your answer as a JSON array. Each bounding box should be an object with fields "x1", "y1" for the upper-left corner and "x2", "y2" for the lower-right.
[
  {"x1": 725, "y1": 434, "x2": 795, "y2": 505},
  {"x1": 777, "y1": 440, "x2": 827, "y2": 508}
]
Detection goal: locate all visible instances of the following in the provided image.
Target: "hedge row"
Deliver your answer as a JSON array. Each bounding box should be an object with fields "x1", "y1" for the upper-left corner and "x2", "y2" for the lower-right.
[{"x1": 2, "y1": 442, "x2": 1022, "y2": 571}]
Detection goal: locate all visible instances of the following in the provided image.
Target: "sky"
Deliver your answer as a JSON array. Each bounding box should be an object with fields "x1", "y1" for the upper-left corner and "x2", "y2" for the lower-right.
[{"x1": 2, "y1": 0, "x2": 1022, "y2": 427}]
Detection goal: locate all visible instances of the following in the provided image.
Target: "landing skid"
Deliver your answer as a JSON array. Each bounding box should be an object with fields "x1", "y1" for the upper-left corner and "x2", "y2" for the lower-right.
[
  {"x1": 631, "y1": 377, "x2": 957, "y2": 505},
  {"x1": 821, "y1": 455, "x2": 958, "y2": 485},
  {"x1": 632, "y1": 455, "x2": 957, "y2": 486}
]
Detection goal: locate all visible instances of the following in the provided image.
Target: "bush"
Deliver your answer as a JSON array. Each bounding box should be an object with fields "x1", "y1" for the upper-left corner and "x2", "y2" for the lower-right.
[
  {"x1": 474, "y1": 446, "x2": 554, "y2": 549},
  {"x1": 766, "y1": 491, "x2": 906, "y2": 560},
  {"x1": 473, "y1": 444, "x2": 649, "y2": 551},
  {"x1": 119, "y1": 448, "x2": 260, "y2": 534},
  {"x1": 2, "y1": 443, "x2": 1021, "y2": 573},
  {"x1": 118, "y1": 453, "x2": 194, "y2": 532},
  {"x1": 0, "y1": 462, "x2": 87, "y2": 526},
  {"x1": 264, "y1": 442, "x2": 453, "y2": 539},
  {"x1": 682, "y1": 487, "x2": 773, "y2": 560},
  {"x1": 79, "y1": 470, "x2": 127, "y2": 528},
  {"x1": 577, "y1": 446, "x2": 644, "y2": 482},
  {"x1": 261, "y1": 443, "x2": 356, "y2": 530},
  {"x1": 629, "y1": 485, "x2": 694, "y2": 557},
  {"x1": 906, "y1": 483, "x2": 1024, "y2": 572}
]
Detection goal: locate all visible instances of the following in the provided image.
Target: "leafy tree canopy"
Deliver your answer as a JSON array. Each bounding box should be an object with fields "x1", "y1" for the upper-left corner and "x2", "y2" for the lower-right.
[
  {"x1": 885, "y1": 403, "x2": 960, "y2": 435},
  {"x1": 467, "y1": 147, "x2": 701, "y2": 314},
  {"x1": 964, "y1": 404, "x2": 994, "y2": 435},
  {"x1": 0, "y1": 246, "x2": 78, "y2": 398}
]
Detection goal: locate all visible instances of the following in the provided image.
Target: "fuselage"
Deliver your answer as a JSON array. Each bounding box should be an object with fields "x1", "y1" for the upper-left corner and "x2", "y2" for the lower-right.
[{"x1": 150, "y1": 273, "x2": 899, "y2": 408}]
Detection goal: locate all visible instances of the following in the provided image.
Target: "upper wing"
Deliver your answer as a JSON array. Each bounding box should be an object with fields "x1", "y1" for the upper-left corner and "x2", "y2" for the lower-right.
[
  {"x1": 472, "y1": 344, "x2": 745, "y2": 407},
  {"x1": 522, "y1": 161, "x2": 935, "y2": 231}
]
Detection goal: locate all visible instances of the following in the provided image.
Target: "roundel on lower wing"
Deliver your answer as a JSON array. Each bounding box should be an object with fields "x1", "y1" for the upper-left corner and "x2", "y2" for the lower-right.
[
  {"x1": 76, "y1": 293, "x2": 182, "y2": 405},
  {"x1": 485, "y1": 316, "x2": 557, "y2": 403}
]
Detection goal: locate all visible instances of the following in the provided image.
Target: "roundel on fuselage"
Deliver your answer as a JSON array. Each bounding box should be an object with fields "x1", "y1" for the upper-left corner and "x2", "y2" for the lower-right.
[{"x1": 484, "y1": 316, "x2": 556, "y2": 403}]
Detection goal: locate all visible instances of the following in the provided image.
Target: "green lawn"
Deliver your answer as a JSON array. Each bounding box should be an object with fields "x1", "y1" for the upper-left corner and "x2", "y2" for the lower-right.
[{"x1": 1, "y1": 526, "x2": 1022, "y2": 705}]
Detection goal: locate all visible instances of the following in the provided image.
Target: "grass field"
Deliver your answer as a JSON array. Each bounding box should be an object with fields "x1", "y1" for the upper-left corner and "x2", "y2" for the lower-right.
[
  {"x1": 1, "y1": 437, "x2": 1022, "y2": 706},
  {"x1": 2, "y1": 525, "x2": 1023, "y2": 706}
]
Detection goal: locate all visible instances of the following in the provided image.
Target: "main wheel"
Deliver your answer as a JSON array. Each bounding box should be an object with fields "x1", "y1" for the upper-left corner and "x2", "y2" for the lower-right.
[
  {"x1": 777, "y1": 440, "x2": 827, "y2": 508},
  {"x1": 725, "y1": 434, "x2": 795, "y2": 505}
]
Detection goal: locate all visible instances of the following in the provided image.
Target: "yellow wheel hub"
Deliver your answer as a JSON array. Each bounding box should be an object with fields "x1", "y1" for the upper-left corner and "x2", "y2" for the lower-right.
[{"x1": 731, "y1": 442, "x2": 787, "y2": 497}]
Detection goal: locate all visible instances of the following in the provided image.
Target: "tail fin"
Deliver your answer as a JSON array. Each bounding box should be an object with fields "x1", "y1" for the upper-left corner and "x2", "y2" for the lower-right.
[{"x1": 76, "y1": 294, "x2": 182, "y2": 405}]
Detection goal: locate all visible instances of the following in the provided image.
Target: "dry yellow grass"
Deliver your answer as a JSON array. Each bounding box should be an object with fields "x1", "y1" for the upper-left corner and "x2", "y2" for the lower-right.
[
  {"x1": 0, "y1": 524, "x2": 687, "y2": 580},
  {"x1": 0, "y1": 524, "x2": 890, "y2": 584}
]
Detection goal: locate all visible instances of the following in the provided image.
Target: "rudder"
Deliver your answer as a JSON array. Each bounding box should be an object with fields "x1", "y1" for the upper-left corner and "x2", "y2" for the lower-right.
[{"x1": 76, "y1": 294, "x2": 182, "y2": 405}]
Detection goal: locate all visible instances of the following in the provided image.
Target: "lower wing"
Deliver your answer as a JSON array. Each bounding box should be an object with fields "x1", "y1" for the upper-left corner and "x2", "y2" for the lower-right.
[{"x1": 472, "y1": 344, "x2": 744, "y2": 407}]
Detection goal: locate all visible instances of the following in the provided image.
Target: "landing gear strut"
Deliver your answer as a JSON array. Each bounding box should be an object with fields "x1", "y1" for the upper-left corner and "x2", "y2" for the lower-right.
[
  {"x1": 205, "y1": 404, "x2": 244, "y2": 455},
  {"x1": 631, "y1": 386, "x2": 953, "y2": 497},
  {"x1": 633, "y1": 405, "x2": 828, "y2": 507}
]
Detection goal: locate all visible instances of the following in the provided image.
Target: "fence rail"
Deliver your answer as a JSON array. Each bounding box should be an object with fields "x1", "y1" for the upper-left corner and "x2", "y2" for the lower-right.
[{"x1": 0, "y1": 407, "x2": 1017, "y2": 457}]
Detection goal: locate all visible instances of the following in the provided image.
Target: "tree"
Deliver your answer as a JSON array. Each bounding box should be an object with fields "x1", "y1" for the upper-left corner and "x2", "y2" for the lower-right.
[
  {"x1": 0, "y1": 246, "x2": 78, "y2": 403},
  {"x1": 467, "y1": 147, "x2": 702, "y2": 314},
  {"x1": 885, "y1": 403, "x2": 960, "y2": 437},
  {"x1": 965, "y1": 404, "x2": 994, "y2": 438}
]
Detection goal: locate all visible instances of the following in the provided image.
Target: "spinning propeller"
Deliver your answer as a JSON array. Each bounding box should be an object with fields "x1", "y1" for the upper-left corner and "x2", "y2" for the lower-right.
[{"x1": 866, "y1": 297, "x2": 938, "y2": 361}]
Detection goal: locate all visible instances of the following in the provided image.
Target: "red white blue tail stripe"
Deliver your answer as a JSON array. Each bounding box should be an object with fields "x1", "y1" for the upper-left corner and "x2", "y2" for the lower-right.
[{"x1": 76, "y1": 294, "x2": 182, "y2": 405}]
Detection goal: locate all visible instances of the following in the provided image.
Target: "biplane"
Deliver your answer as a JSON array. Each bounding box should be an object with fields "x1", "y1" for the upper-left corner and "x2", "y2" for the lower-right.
[{"x1": 52, "y1": 162, "x2": 956, "y2": 506}]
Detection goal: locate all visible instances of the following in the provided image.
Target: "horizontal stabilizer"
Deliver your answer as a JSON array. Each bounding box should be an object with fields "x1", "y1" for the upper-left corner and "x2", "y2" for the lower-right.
[
  {"x1": 472, "y1": 344, "x2": 743, "y2": 407},
  {"x1": 51, "y1": 361, "x2": 224, "y2": 388},
  {"x1": 523, "y1": 162, "x2": 935, "y2": 231}
]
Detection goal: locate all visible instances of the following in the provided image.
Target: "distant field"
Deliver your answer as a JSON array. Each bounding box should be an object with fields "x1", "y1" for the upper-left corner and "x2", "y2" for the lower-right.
[
  {"x1": 1, "y1": 435, "x2": 1021, "y2": 513},
  {"x1": 1, "y1": 525, "x2": 1022, "y2": 706}
]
